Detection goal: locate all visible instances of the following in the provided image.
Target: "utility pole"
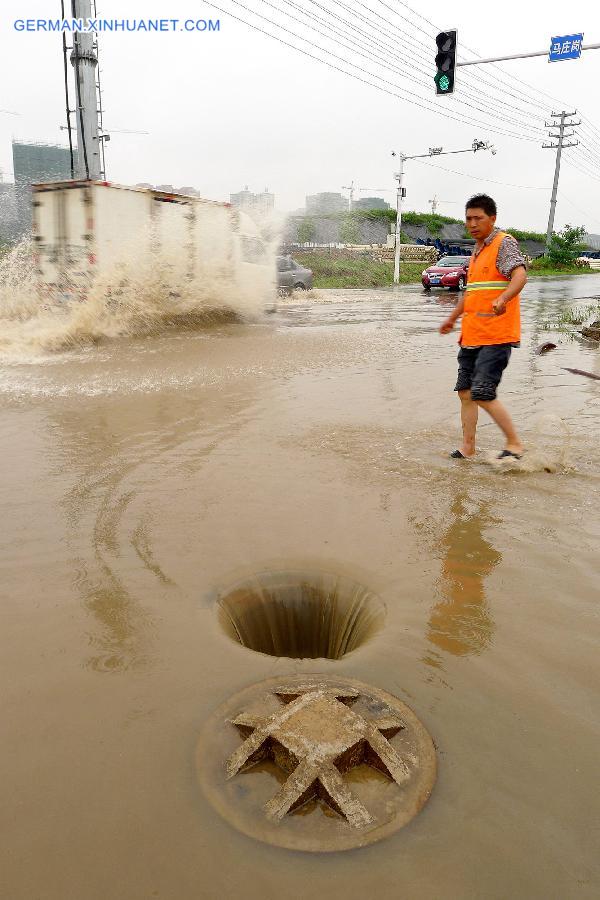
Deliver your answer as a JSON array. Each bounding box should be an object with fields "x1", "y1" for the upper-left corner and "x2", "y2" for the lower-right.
[
  {"x1": 70, "y1": 0, "x2": 101, "y2": 179},
  {"x1": 543, "y1": 111, "x2": 580, "y2": 249},
  {"x1": 392, "y1": 139, "x2": 495, "y2": 285},
  {"x1": 342, "y1": 180, "x2": 355, "y2": 210}
]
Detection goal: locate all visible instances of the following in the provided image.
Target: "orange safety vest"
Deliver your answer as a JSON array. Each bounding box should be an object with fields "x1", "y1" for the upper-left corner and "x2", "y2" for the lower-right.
[{"x1": 461, "y1": 230, "x2": 521, "y2": 346}]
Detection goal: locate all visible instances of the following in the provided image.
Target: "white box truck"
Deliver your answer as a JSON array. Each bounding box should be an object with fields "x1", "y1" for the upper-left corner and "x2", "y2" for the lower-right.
[{"x1": 31, "y1": 180, "x2": 276, "y2": 314}]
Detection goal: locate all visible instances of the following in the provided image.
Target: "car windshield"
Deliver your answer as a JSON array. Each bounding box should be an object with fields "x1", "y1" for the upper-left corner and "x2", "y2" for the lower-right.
[{"x1": 436, "y1": 257, "x2": 470, "y2": 267}]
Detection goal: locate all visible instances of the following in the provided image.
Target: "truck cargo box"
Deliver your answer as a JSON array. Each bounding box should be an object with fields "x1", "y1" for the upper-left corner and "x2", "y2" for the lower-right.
[{"x1": 31, "y1": 181, "x2": 275, "y2": 314}]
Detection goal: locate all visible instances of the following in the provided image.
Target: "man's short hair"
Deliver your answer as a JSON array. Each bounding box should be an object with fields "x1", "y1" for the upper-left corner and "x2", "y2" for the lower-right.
[{"x1": 466, "y1": 194, "x2": 497, "y2": 217}]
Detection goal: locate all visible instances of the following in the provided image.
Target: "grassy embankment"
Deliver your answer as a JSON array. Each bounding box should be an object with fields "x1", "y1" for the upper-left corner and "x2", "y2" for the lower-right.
[
  {"x1": 293, "y1": 253, "x2": 424, "y2": 288},
  {"x1": 295, "y1": 252, "x2": 598, "y2": 289}
]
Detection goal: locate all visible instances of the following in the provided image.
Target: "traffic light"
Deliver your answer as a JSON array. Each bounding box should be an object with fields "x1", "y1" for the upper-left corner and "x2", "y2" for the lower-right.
[{"x1": 434, "y1": 30, "x2": 457, "y2": 95}]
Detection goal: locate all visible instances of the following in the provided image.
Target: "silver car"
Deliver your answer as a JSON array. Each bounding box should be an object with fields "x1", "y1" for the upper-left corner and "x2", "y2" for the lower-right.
[{"x1": 277, "y1": 255, "x2": 313, "y2": 294}]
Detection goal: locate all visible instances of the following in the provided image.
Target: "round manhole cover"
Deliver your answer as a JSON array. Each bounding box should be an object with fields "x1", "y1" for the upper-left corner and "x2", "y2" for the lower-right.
[{"x1": 196, "y1": 675, "x2": 436, "y2": 852}]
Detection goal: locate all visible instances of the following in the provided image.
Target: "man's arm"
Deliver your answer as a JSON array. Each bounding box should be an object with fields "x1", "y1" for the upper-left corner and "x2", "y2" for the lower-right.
[
  {"x1": 439, "y1": 295, "x2": 465, "y2": 334},
  {"x1": 492, "y1": 264, "x2": 527, "y2": 315}
]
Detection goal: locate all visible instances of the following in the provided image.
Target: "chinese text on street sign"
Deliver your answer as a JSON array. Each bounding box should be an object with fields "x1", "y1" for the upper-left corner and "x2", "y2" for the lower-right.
[{"x1": 549, "y1": 33, "x2": 584, "y2": 62}]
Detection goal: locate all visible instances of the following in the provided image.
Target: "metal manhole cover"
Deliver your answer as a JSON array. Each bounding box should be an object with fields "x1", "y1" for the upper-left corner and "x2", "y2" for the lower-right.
[{"x1": 195, "y1": 675, "x2": 436, "y2": 852}]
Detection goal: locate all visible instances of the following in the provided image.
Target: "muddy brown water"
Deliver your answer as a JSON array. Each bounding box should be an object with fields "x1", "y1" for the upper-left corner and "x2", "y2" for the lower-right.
[{"x1": 1, "y1": 277, "x2": 599, "y2": 899}]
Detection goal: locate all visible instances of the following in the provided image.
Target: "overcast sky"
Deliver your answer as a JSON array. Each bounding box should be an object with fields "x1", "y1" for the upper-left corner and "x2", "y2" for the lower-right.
[{"x1": 1, "y1": 0, "x2": 599, "y2": 232}]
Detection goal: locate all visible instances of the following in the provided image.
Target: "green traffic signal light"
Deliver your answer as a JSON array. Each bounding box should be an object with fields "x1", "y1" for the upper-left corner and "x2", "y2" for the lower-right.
[{"x1": 435, "y1": 30, "x2": 457, "y2": 96}]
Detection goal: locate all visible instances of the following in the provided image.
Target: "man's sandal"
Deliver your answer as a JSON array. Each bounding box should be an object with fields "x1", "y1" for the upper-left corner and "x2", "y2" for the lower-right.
[{"x1": 497, "y1": 449, "x2": 522, "y2": 460}]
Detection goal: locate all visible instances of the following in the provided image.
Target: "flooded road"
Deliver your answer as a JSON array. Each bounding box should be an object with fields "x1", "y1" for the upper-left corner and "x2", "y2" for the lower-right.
[{"x1": 1, "y1": 276, "x2": 599, "y2": 899}]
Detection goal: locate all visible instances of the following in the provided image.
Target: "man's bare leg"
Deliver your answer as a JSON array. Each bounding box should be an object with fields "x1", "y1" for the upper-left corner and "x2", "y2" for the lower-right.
[
  {"x1": 458, "y1": 389, "x2": 478, "y2": 457},
  {"x1": 476, "y1": 398, "x2": 523, "y2": 454}
]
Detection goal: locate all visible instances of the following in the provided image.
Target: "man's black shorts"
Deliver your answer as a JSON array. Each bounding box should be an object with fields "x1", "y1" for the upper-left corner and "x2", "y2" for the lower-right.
[{"x1": 454, "y1": 344, "x2": 512, "y2": 401}]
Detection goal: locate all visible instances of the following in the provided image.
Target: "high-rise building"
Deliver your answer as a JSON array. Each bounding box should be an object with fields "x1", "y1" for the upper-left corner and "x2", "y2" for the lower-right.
[
  {"x1": 230, "y1": 186, "x2": 275, "y2": 216},
  {"x1": 6, "y1": 141, "x2": 78, "y2": 240},
  {"x1": 305, "y1": 192, "x2": 348, "y2": 214}
]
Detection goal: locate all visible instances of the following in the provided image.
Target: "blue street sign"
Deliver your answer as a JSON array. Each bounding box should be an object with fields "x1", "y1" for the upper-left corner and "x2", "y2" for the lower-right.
[{"x1": 549, "y1": 33, "x2": 584, "y2": 61}]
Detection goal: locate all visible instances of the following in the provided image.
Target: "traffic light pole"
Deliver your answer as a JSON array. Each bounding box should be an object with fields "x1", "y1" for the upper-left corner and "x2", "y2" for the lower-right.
[
  {"x1": 392, "y1": 141, "x2": 495, "y2": 285},
  {"x1": 455, "y1": 43, "x2": 600, "y2": 67},
  {"x1": 435, "y1": 30, "x2": 599, "y2": 96}
]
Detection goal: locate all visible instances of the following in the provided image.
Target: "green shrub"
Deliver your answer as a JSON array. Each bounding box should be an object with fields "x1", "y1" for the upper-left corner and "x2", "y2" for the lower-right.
[{"x1": 547, "y1": 224, "x2": 587, "y2": 266}]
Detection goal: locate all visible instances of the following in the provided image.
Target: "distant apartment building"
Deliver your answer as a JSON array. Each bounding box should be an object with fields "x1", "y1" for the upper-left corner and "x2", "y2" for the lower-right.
[
  {"x1": 305, "y1": 192, "x2": 348, "y2": 214},
  {"x1": 230, "y1": 186, "x2": 275, "y2": 216},
  {"x1": 353, "y1": 196, "x2": 390, "y2": 211}
]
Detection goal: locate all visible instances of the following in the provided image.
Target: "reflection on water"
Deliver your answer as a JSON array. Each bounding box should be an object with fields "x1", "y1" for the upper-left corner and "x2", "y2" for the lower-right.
[
  {"x1": 61, "y1": 406, "x2": 157, "y2": 674},
  {"x1": 51, "y1": 374, "x2": 261, "y2": 672},
  {"x1": 81, "y1": 583, "x2": 150, "y2": 673},
  {"x1": 426, "y1": 494, "x2": 501, "y2": 660}
]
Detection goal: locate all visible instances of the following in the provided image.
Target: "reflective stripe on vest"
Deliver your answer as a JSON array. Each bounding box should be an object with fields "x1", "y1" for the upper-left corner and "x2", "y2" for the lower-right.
[
  {"x1": 465, "y1": 281, "x2": 509, "y2": 291},
  {"x1": 461, "y1": 231, "x2": 521, "y2": 346}
]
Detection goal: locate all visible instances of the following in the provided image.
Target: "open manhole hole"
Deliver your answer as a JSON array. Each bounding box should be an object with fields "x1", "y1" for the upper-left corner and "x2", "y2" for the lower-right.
[
  {"x1": 217, "y1": 570, "x2": 385, "y2": 659},
  {"x1": 196, "y1": 675, "x2": 437, "y2": 852}
]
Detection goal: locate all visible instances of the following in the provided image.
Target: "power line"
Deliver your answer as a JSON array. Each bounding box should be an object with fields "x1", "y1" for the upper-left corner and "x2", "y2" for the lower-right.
[
  {"x1": 370, "y1": 0, "x2": 553, "y2": 117},
  {"x1": 269, "y1": 0, "x2": 545, "y2": 135},
  {"x1": 563, "y1": 157, "x2": 600, "y2": 184},
  {"x1": 412, "y1": 156, "x2": 549, "y2": 189},
  {"x1": 208, "y1": 1, "x2": 542, "y2": 141},
  {"x1": 325, "y1": 0, "x2": 549, "y2": 128},
  {"x1": 557, "y1": 190, "x2": 600, "y2": 230},
  {"x1": 574, "y1": 141, "x2": 600, "y2": 168},
  {"x1": 393, "y1": 0, "x2": 600, "y2": 135},
  {"x1": 393, "y1": 0, "x2": 570, "y2": 110},
  {"x1": 384, "y1": 0, "x2": 600, "y2": 154}
]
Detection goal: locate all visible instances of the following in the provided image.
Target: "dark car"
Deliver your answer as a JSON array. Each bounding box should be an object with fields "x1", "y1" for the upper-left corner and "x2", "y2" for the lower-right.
[
  {"x1": 277, "y1": 255, "x2": 313, "y2": 294},
  {"x1": 422, "y1": 255, "x2": 471, "y2": 291}
]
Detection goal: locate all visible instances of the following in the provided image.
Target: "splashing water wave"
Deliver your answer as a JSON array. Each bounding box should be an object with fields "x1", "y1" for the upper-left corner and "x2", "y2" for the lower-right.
[{"x1": 0, "y1": 230, "x2": 277, "y2": 362}]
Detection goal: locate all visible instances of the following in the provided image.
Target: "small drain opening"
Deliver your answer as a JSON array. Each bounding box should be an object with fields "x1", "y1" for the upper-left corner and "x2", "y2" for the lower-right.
[{"x1": 217, "y1": 570, "x2": 385, "y2": 659}]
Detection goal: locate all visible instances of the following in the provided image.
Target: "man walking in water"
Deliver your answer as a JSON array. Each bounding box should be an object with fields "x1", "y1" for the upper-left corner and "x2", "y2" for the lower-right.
[{"x1": 439, "y1": 194, "x2": 527, "y2": 459}]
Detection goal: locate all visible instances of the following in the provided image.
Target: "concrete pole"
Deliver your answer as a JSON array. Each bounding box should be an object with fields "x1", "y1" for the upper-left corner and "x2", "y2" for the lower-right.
[
  {"x1": 71, "y1": 0, "x2": 101, "y2": 179},
  {"x1": 393, "y1": 156, "x2": 405, "y2": 285},
  {"x1": 545, "y1": 112, "x2": 566, "y2": 249},
  {"x1": 342, "y1": 181, "x2": 355, "y2": 210}
]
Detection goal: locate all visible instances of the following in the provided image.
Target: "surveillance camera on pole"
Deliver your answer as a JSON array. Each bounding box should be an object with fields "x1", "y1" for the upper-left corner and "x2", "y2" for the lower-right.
[{"x1": 434, "y1": 30, "x2": 458, "y2": 95}]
